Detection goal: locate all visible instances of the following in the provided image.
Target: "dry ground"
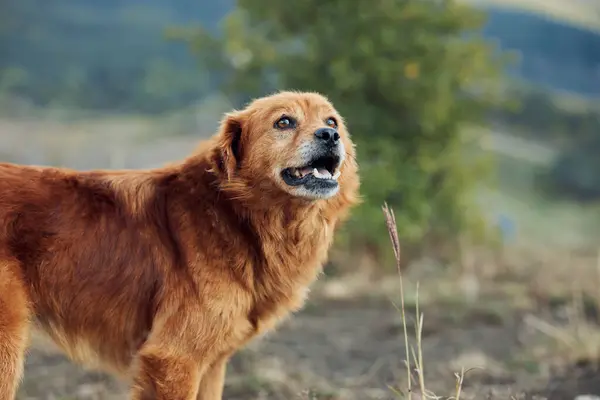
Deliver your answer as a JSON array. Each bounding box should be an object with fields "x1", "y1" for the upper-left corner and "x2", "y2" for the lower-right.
[{"x1": 16, "y1": 253, "x2": 600, "y2": 400}]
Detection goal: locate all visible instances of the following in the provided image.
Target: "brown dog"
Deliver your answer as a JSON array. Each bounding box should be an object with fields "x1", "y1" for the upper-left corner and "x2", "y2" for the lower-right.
[{"x1": 0, "y1": 91, "x2": 359, "y2": 399}]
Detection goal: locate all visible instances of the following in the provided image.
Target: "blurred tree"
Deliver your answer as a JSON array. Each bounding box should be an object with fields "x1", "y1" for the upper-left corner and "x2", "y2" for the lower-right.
[{"x1": 179, "y1": 0, "x2": 510, "y2": 264}]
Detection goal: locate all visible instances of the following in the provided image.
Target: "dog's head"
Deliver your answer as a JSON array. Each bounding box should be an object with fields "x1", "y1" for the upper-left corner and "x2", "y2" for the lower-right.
[{"x1": 215, "y1": 91, "x2": 358, "y2": 202}]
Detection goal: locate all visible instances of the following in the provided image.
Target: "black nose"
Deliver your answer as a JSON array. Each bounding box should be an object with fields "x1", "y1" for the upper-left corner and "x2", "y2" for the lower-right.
[{"x1": 314, "y1": 127, "x2": 340, "y2": 145}]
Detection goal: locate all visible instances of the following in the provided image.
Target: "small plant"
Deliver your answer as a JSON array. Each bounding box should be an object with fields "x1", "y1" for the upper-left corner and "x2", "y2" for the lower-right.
[{"x1": 383, "y1": 203, "x2": 474, "y2": 399}]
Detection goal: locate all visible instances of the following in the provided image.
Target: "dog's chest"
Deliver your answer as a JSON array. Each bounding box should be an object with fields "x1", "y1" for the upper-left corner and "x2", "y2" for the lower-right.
[
  {"x1": 241, "y1": 219, "x2": 333, "y2": 336},
  {"x1": 249, "y1": 253, "x2": 325, "y2": 336},
  {"x1": 251, "y1": 283, "x2": 311, "y2": 334}
]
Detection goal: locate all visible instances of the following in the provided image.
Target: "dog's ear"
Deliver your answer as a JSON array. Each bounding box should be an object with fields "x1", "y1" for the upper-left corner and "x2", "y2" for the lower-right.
[{"x1": 217, "y1": 111, "x2": 244, "y2": 181}]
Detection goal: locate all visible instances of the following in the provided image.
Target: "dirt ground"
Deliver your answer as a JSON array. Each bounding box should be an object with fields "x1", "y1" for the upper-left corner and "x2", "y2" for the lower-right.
[{"x1": 16, "y1": 271, "x2": 600, "y2": 400}]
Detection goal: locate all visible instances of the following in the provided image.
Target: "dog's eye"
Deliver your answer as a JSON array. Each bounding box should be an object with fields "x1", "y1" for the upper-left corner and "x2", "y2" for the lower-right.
[
  {"x1": 275, "y1": 116, "x2": 295, "y2": 130},
  {"x1": 326, "y1": 117, "x2": 337, "y2": 128}
]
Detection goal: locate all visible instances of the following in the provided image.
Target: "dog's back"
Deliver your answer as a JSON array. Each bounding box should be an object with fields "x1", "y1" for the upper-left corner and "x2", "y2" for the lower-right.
[{"x1": 0, "y1": 163, "x2": 163, "y2": 373}]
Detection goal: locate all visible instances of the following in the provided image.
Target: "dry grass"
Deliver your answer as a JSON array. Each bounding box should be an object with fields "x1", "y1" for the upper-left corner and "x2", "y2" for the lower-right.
[
  {"x1": 381, "y1": 195, "x2": 600, "y2": 399},
  {"x1": 520, "y1": 249, "x2": 600, "y2": 368},
  {"x1": 382, "y1": 203, "x2": 474, "y2": 399}
]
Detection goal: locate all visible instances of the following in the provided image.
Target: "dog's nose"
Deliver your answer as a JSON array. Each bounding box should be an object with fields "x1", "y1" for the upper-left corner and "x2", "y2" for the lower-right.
[{"x1": 314, "y1": 128, "x2": 340, "y2": 145}]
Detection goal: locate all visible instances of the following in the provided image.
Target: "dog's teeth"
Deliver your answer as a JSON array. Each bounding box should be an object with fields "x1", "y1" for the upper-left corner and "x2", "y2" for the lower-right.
[
  {"x1": 313, "y1": 168, "x2": 325, "y2": 179},
  {"x1": 332, "y1": 171, "x2": 341, "y2": 180}
]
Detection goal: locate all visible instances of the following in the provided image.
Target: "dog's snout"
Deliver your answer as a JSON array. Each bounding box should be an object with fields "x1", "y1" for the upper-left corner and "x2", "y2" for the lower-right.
[{"x1": 314, "y1": 128, "x2": 340, "y2": 145}]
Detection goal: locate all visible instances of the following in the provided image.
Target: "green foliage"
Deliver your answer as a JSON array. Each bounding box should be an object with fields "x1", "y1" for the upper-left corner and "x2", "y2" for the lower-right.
[{"x1": 180, "y1": 0, "x2": 509, "y2": 262}]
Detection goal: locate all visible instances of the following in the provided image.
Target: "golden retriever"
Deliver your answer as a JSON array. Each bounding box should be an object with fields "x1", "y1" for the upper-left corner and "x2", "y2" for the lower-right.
[{"x1": 0, "y1": 91, "x2": 359, "y2": 399}]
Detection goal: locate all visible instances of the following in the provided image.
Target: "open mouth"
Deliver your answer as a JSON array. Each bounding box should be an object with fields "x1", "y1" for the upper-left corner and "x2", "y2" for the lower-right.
[{"x1": 281, "y1": 154, "x2": 341, "y2": 187}]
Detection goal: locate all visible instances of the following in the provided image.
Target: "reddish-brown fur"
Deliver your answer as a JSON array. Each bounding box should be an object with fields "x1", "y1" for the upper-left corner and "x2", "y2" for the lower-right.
[{"x1": 0, "y1": 91, "x2": 359, "y2": 399}]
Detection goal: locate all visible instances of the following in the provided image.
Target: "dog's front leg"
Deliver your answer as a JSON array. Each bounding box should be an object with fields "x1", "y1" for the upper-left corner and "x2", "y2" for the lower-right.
[
  {"x1": 130, "y1": 345, "x2": 202, "y2": 400},
  {"x1": 128, "y1": 308, "x2": 228, "y2": 400},
  {"x1": 196, "y1": 356, "x2": 229, "y2": 400}
]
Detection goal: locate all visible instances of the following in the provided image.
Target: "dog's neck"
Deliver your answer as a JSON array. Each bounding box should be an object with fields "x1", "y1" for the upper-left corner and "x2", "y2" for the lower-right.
[
  {"x1": 177, "y1": 150, "x2": 336, "y2": 280},
  {"x1": 164, "y1": 148, "x2": 357, "y2": 330},
  {"x1": 236, "y1": 197, "x2": 334, "y2": 313}
]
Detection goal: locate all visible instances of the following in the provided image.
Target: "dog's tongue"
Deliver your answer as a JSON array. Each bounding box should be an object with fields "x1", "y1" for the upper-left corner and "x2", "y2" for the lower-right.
[{"x1": 316, "y1": 168, "x2": 332, "y2": 178}]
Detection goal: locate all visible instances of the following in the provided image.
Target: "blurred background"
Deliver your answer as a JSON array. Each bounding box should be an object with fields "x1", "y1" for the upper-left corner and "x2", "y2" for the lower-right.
[{"x1": 3, "y1": 0, "x2": 600, "y2": 399}]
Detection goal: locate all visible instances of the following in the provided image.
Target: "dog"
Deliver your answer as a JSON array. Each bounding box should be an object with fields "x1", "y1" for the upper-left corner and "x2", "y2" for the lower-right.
[{"x1": 0, "y1": 91, "x2": 359, "y2": 399}]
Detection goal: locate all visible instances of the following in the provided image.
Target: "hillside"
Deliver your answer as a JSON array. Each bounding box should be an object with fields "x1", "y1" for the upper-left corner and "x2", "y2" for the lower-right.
[
  {"x1": 1, "y1": 0, "x2": 599, "y2": 113},
  {"x1": 465, "y1": 0, "x2": 600, "y2": 32},
  {"x1": 481, "y1": 6, "x2": 600, "y2": 97},
  {"x1": 0, "y1": 0, "x2": 233, "y2": 112}
]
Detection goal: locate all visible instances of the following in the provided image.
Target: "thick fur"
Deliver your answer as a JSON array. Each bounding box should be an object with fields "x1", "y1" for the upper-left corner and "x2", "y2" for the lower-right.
[{"x1": 0, "y1": 91, "x2": 359, "y2": 399}]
